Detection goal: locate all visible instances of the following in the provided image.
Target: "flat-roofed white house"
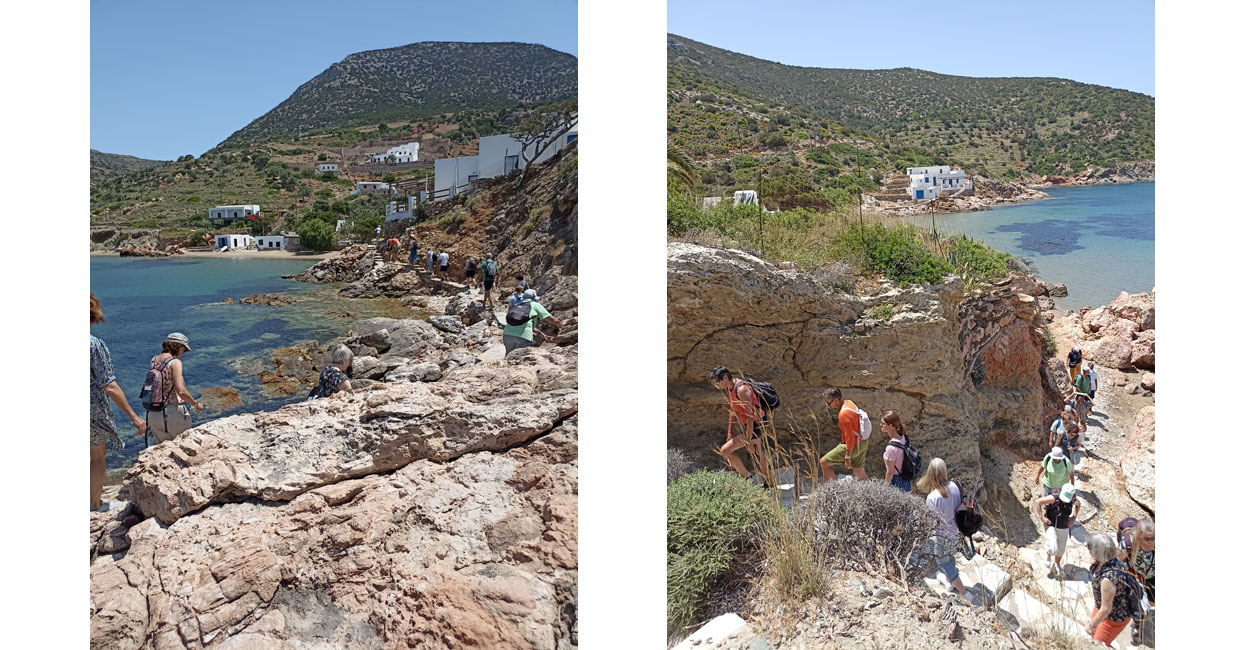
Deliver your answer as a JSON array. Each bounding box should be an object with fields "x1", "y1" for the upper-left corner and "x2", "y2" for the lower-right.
[
  {"x1": 256, "y1": 235, "x2": 287, "y2": 250},
  {"x1": 214, "y1": 234, "x2": 255, "y2": 249},
  {"x1": 209, "y1": 204, "x2": 261, "y2": 221},
  {"x1": 906, "y1": 166, "x2": 972, "y2": 201},
  {"x1": 385, "y1": 197, "x2": 416, "y2": 222},
  {"x1": 369, "y1": 142, "x2": 420, "y2": 164},
  {"x1": 351, "y1": 181, "x2": 391, "y2": 195},
  {"x1": 432, "y1": 119, "x2": 578, "y2": 199},
  {"x1": 433, "y1": 155, "x2": 480, "y2": 198},
  {"x1": 316, "y1": 162, "x2": 339, "y2": 173}
]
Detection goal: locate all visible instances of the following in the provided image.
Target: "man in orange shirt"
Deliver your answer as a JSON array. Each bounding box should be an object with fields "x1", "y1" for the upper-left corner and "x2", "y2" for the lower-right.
[
  {"x1": 709, "y1": 366, "x2": 772, "y2": 486},
  {"x1": 818, "y1": 387, "x2": 870, "y2": 482}
]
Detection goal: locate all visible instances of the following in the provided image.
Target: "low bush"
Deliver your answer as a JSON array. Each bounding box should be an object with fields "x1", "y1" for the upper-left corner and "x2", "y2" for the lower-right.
[
  {"x1": 803, "y1": 479, "x2": 939, "y2": 580},
  {"x1": 667, "y1": 471, "x2": 771, "y2": 634},
  {"x1": 437, "y1": 207, "x2": 466, "y2": 229},
  {"x1": 667, "y1": 448, "x2": 693, "y2": 485},
  {"x1": 833, "y1": 223, "x2": 951, "y2": 286},
  {"x1": 944, "y1": 234, "x2": 1010, "y2": 280}
]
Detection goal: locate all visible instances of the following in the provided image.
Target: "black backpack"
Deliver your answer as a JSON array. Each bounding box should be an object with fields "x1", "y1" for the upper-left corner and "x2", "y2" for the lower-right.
[
  {"x1": 737, "y1": 379, "x2": 780, "y2": 411},
  {"x1": 951, "y1": 480, "x2": 984, "y2": 536},
  {"x1": 506, "y1": 301, "x2": 533, "y2": 326},
  {"x1": 888, "y1": 438, "x2": 923, "y2": 481}
]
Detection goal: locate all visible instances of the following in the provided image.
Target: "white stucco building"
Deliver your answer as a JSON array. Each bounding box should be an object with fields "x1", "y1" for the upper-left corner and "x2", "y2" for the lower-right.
[
  {"x1": 385, "y1": 197, "x2": 416, "y2": 222},
  {"x1": 256, "y1": 235, "x2": 287, "y2": 250},
  {"x1": 316, "y1": 162, "x2": 339, "y2": 173},
  {"x1": 369, "y1": 141, "x2": 420, "y2": 163},
  {"x1": 432, "y1": 118, "x2": 578, "y2": 199},
  {"x1": 208, "y1": 205, "x2": 261, "y2": 221},
  {"x1": 906, "y1": 166, "x2": 972, "y2": 201},
  {"x1": 214, "y1": 234, "x2": 255, "y2": 249},
  {"x1": 351, "y1": 181, "x2": 391, "y2": 195}
]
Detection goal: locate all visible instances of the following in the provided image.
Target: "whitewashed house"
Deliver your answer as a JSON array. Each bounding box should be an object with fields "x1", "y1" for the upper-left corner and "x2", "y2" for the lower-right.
[
  {"x1": 256, "y1": 235, "x2": 286, "y2": 250},
  {"x1": 433, "y1": 156, "x2": 480, "y2": 197},
  {"x1": 208, "y1": 205, "x2": 261, "y2": 221},
  {"x1": 385, "y1": 197, "x2": 416, "y2": 222},
  {"x1": 316, "y1": 162, "x2": 339, "y2": 173},
  {"x1": 351, "y1": 181, "x2": 391, "y2": 195},
  {"x1": 432, "y1": 119, "x2": 578, "y2": 199},
  {"x1": 214, "y1": 234, "x2": 255, "y2": 249},
  {"x1": 906, "y1": 166, "x2": 973, "y2": 201},
  {"x1": 369, "y1": 141, "x2": 420, "y2": 164}
]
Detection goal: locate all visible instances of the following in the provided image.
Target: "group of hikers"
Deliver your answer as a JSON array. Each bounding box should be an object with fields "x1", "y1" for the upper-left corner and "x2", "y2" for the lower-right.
[{"x1": 708, "y1": 363, "x2": 1154, "y2": 647}]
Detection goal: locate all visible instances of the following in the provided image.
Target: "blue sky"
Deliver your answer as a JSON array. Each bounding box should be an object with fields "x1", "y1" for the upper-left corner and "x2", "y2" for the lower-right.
[
  {"x1": 91, "y1": 0, "x2": 578, "y2": 160},
  {"x1": 668, "y1": 0, "x2": 1152, "y2": 96}
]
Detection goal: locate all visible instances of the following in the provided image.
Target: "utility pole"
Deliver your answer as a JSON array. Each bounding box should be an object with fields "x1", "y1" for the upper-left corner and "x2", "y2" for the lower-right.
[
  {"x1": 757, "y1": 166, "x2": 764, "y2": 254},
  {"x1": 855, "y1": 161, "x2": 865, "y2": 263}
]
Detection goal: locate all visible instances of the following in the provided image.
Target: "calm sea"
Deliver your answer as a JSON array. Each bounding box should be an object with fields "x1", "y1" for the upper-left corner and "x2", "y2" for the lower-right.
[
  {"x1": 90, "y1": 256, "x2": 409, "y2": 470},
  {"x1": 905, "y1": 183, "x2": 1154, "y2": 311}
]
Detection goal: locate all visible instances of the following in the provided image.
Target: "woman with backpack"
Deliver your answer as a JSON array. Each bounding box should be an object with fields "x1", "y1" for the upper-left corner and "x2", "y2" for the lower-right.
[
  {"x1": 91, "y1": 294, "x2": 148, "y2": 511},
  {"x1": 1033, "y1": 446, "x2": 1076, "y2": 497},
  {"x1": 917, "y1": 458, "x2": 977, "y2": 605},
  {"x1": 1086, "y1": 532, "x2": 1140, "y2": 646},
  {"x1": 145, "y1": 333, "x2": 203, "y2": 444},
  {"x1": 1031, "y1": 482, "x2": 1080, "y2": 578},
  {"x1": 880, "y1": 411, "x2": 916, "y2": 492}
]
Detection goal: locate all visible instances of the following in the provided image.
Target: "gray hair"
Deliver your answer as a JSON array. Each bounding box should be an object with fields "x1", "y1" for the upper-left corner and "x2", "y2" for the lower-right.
[
  {"x1": 1086, "y1": 532, "x2": 1117, "y2": 566},
  {"x1": 331, "y1": 343, "x2": 354, "y2": 366},
  {"x1": 1137, "y1": 518, "x2": 1154, "y2": 541}
]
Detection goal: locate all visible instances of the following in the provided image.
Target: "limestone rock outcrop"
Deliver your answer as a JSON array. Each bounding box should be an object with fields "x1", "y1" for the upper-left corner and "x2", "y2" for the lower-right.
[
  {"x1": 239, "y1": 292, "x2": 296, "y2": 306},
  {"x1": 1065, "y1": 291, "x2": 1155, "y2": 373},
  {"x1": 1120, "y1": 406, "x2": 1155, "y2": 512},
  {"x1": 285, "y1": 244, "x2": 375, "y2": 284},
  {"x1": 667, "y1": 243, "x2": 1051, "y2": 492}
]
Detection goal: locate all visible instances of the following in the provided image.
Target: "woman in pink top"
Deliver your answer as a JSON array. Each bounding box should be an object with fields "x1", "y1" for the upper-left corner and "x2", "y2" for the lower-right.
[{"x1": 880, "y1": 411, "x2": 912, "y2": 492}]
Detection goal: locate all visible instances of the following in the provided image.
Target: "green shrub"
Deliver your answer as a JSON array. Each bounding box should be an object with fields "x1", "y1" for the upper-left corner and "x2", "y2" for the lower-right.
[
  {"x1": 944, "y1": 234, "x2": 1010, "y2": 280},
  {"x1": 667, "y1": 471, "x2": 771, "y2": 634},
  {"x1": 437, "y1": 207, "x2": 466, "y2": 229},
  {"x1": 833, "y1": 223, "x2": 951, "y2": 286}
]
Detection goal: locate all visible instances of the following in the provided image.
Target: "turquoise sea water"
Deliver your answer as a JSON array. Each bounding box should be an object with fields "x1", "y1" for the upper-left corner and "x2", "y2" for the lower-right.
[
  {"x1": 89, "y1": 256, "x2": 408, "y2": 470},
  {"x1": 904, "y1": 183, "x2": 1154, "y2": 311}
]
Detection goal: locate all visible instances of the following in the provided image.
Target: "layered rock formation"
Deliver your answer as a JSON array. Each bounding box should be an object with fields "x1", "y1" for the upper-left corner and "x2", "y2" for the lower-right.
[
  {"x1": 667, "y1": 243, "x2": 1054, "y2": 492},
  {"x1": 1120, "y1": 406, "x2": 1155, "y2": 512},
  {"x1": 1060, "y1": 291, "x2": 1155, "y2": 374},
  {"x1": 92, "y1": 345, "x2": 578, "y2": 649}
]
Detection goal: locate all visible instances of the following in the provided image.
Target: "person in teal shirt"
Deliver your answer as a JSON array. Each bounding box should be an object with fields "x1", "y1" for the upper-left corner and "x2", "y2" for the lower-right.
[
  {"x1": 503, "y1": 289, "x2": 563, "y2": 355},
  {"x1": 1034, "y1": 446, "x2": 1076, "y2": 497}
]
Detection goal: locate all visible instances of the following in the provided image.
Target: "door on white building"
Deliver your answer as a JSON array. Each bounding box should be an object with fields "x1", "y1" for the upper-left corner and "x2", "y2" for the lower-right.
[{"x1": 504, "y1": 155, "x2": 519, "y2": 173}]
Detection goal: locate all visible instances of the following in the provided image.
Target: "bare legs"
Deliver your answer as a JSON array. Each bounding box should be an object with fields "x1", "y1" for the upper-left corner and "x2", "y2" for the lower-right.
[
  {"x1": 721, "y1": 435, "x2": 773, "y2": 485},
  {"x1": 817, "y1": 458, "x2": 868, "y2": 482},
  {"x1": 90, "y1": 443, "x2": 106, "y2": 511}
]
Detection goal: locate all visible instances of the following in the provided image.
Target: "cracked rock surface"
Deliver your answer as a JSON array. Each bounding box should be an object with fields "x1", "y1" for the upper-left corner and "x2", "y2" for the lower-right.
[{"x1": 92, "y1": 347, "x2": 578, "y2": 650}]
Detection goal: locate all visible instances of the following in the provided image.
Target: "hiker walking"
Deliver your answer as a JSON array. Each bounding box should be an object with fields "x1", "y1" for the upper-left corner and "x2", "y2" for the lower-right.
[
  {"x1": 1031, "y1": 482, "x2": 1080, "y2": 578},
  {"x1": 708, "y1": 366, "x2": 773, "y2": 487},
  {"x1": 918, "y1": 458, "x2": 977, "y2": 605},
  {"x1": 1067, "y1": 346, "x2": 1083, "y2": 383},
  {"x1": 427, "y1": 249, "x2": 436, "y2": 275},
  {"x1": 408, "y1": 237, "x2": 418, "y2": 267},
  {"x1": 1034, "y1": 446, "x2": 1076, "y2": 497},
  {"x1": 1086, "y1": 533, "x2": 1140, "y2": 647},
  {"x1": 1071, "y1": 393, "x2": 1092, "y2": 431},
  {"x1": 818, "y1": 387, "x2": 870, "y2": 482},
  {"x1": 514, "y1": 274, "x2": 528, "y2": 291},
  {"x1": 464, "y1": 257, "x2": 478, "y2": 287},
  {"x1": 145, "y1": 333, "x2": 203, "y2": 444},
  {"x1": 1048, "y1": 404, "x2": 1076, "y2": 450},
  {"x1": 481, "y1": 254, "x2": 499, "y2": 307},
  {"x1": 387, "y1": 236, "x2": 400, "y2": 263},
  {"x1": 311, "y1": 344, "x2": 354, "y2": 399},
  {"x1": 90, "y1": 294, "x2": 147, "y2": 512},
  {"x1": 503, "y1": 289, "x2": 562, "y2": 355},
  {"x1": 1087, "y1": 361, "x2": 1099, "y2": 400},
  {"x1": 1126, "y1": 518, "x2": 1154, "y2": 643},
  {"x1": 880, "y1": 411, "x2": 917, "y2": 492},
  {"x1": 1057, "y1": 421, "x2": 1083, "y2": 467},
  {"x1": 439, "y1": 250, "x2": 450, "y2": 276},
  {"x1": 508, "y1": 285, "x2": 526, "y2": 308}
]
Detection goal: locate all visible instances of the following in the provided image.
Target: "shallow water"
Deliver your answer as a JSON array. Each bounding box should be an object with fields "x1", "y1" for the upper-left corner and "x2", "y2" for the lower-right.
[
  {"x1": 90, "y1": 256, "x2": 413, "y2": 470},
  {"x1": 901, "y1": 183, "x2": 1154, "y2": 311}
]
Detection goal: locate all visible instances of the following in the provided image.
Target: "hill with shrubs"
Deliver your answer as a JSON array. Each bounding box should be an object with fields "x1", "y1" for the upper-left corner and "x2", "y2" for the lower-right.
[
  {"x1": 668, "y1": 33, "x2": 1153, "y2": 183},
  {"x1": 90, "y1": 149, "x2": 168, "y2": 182},
  {"x1": 221, "y1": 41, "x2": 577, "y2": 147}
]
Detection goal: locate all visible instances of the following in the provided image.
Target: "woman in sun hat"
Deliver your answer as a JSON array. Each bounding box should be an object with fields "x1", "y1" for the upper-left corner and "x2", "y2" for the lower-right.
[
  {"x1": 1031, "y1": 482, "x2": 1080, "y2": 578},
  {"x1": 1033, "y1": 446, "x2": 1075, "y2": 497},
  {"x1": 146, "y1": 332, "x2": 203, "y2": 444}
]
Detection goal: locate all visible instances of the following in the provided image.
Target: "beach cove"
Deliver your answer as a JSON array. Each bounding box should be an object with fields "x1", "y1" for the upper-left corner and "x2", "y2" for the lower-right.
[{"x1": 90, "y1": 255, "x2": 415, "y2": 476}]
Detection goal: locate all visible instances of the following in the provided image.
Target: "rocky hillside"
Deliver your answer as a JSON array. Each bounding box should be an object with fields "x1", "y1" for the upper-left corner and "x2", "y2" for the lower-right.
[
  {"x1": 222, "y1": 42, "x2": 577, "y2": 147},
  {"x1": 668, "y1": 34, "x2": 1153, "y2": 180},
  {"x1": 91, "y1": 149, "x2": 168, "y2": 182},
  {"x1": 667, "y1": 243, "x2": 1062, "y2": 494}
]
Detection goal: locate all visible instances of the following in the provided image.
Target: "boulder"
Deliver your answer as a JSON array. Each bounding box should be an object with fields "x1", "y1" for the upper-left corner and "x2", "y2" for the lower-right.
[
  {"x1": 384, "y1": 362, "x2": 443, "y2": 383},
  {"x1": 1106, "y1": 291, "x2": 1155, "y2": 331},
  {"x1": 198, "y1": 387, "x2": 244, "y2": 411},
  {"x1": 239, "y1": 293, "x2": 296, "y2": 306},
  {"x1": 1140, "y1": 372, "x2": 1155, "y2": 392},
  {"x1": 1100, "y1": 317, "x2": 1138, "y2": 341},
  {"x1": 1012, "y1": 293, "x2": 1037, "y2": 320},
  {"x1": 1082, "y1": 336, "x2": 1134, "y2": 371},
  {"x1": 1130, "y1": 329, "x2": 1155, "y2": 370},
  {"x1": 358, "y1": 328, "x2": 391, "y2": 352},
  {"x1": 1120, "y1": 406, "x2": 1155, "y2": 511},
  {"x1": 461, "y1": 303, "x2": 487, "y2": 327},
  {"x1": 124, "y1": 352, "x2": 577, "y2": 524},
  {"x1": 1046, "y1": 283, "x2": 1068, "y2": 297},
  {"x1": 427, "y1": 315, "x2": 464, "y2": 334}
]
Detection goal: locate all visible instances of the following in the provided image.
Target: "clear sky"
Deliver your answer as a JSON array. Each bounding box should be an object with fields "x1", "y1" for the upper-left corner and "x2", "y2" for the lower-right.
[
  {"x1": 668, "y1": 0, "x2": 1152, "y2": 97},
  {"x1": 91, "y1": 0, "x2": 578, "y2": 160}
]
